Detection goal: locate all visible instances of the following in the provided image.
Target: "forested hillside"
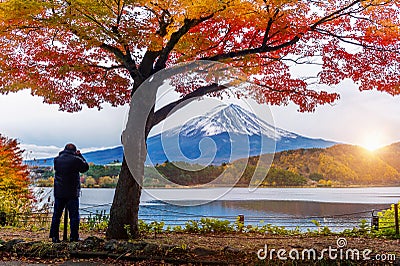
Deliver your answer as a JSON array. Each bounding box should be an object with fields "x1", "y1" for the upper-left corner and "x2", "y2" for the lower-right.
[
  {"x1": 376, "y1": 143, "x2": 400, "y2": 172},
  {"x1": 261, "y1": 144, "x2": 400, "y2": 186}
]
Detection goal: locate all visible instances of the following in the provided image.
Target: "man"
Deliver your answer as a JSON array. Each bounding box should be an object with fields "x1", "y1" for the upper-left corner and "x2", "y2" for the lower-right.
[{"x1": 49, "y1": 143, "x2": 89, "y2": 243}]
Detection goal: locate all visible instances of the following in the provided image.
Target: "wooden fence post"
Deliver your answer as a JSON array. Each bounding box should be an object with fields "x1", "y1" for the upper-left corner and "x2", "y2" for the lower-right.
[{"x1": 371, "y1": 210, "x2": 379, "y2": 230}]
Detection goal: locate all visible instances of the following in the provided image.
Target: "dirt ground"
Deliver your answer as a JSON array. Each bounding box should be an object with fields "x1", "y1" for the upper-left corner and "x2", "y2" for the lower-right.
[{"x1": 1, "y1": 228, "x2": 400, "y2": 265}]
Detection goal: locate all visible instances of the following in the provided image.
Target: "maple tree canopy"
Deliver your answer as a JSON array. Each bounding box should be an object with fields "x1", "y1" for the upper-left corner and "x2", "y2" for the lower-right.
[{"x1": 0, "y1": 0, "x2": 399, "y2": 116}]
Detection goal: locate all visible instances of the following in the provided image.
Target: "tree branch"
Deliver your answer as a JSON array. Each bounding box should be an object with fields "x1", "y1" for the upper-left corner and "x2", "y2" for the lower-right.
[
  {"x1": 100, "y1": 43, "x2": 126, "y2": 62},
  {"x1": 315, "y1": 28, "x2": 399, "y2": 53},
  {"x1": 197, "y1": 26, "x2": 232, "y2": 55},
  {"x1": 262, "y1": 8, "x2": 280, "y2": 48},
  {"x1": 138, "y1": 50, "x2": 161, "y2": 78},
  {"x1": 310, "y1": 0, "x2": 362, "y2": 30},
  {"x1": 150, "y1": 83, "x2": 227, "y2": 128},
  {"x1": 87, "y1": 64, "x2": 125, "y2": 70},
  {"x1": 201, "y1": 0, "x2": 375, "y2": 62},
  {"x1": 99, "y1": 43, "x2": 142, "y2": 85},
  {"x1": 143, "y1": 3, "x2": 173, "y2": 37},
  {"x1": 203, "y1": 34, "x2": 301, "y2": 61},
  {"x1": 154, "y1": 14, "x2": 215, "y2": 72}
]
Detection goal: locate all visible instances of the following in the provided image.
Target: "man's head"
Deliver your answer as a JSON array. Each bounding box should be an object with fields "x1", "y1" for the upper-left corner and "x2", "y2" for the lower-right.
[{"x1": 64, "y1": 143, "x2": 77, "y2": 152}]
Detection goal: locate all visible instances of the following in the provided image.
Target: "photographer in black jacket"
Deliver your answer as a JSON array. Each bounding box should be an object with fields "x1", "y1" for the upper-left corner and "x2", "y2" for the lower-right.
[{"x1": 49, "y1": 143, "x2": 89, "y2": 243}]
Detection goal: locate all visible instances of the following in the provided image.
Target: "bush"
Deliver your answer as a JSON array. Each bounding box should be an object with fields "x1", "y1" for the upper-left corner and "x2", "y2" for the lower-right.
[{"x1": 377, "y1": 203, "x2": 400, "y2": 237}]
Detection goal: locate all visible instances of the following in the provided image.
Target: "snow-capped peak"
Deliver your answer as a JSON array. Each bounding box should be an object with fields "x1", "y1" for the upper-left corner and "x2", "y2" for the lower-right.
[{"x1": 167, "y1": 104, "x2": 297, "y2": 140}]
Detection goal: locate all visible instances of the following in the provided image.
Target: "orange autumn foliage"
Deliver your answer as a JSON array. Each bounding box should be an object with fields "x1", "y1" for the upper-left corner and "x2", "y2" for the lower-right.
[
  {"x1": 0, "y1": 134, "x2": 32, "y2": 220},
  {"x1": 0, "y1": 0, "x2": 398, "y2": 113}
]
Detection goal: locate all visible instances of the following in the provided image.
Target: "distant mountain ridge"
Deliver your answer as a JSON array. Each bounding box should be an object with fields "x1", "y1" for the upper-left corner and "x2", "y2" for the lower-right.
[
  {"x1": 27, "y1": 146, "x2": 123, "y2": 167},
  {"x1": 28, "y1": 104, "x2": 337, "y2": 166}
]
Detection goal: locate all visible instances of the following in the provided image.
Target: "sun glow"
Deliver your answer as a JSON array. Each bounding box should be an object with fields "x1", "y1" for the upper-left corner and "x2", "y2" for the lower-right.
[{"x1": 360, "y1": 133, "x2": 386, "y2": 151}]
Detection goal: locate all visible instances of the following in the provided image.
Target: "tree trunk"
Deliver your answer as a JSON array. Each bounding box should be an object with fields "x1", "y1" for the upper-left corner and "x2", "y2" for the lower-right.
[
  {"x1": 106, "y1": 155, "x2": 143, "y2": 239},
  {"x1": 106, "y1": 113, "x2": 147, "y2": 239},
  {"x1": 106, "y1": 74, "x2": 161, "y2": 239}
]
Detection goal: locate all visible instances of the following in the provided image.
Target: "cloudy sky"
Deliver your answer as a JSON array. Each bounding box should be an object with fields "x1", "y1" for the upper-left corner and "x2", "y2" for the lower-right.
[{"x1": 0, "y1": 75, "x2": 399, "y2": 159}]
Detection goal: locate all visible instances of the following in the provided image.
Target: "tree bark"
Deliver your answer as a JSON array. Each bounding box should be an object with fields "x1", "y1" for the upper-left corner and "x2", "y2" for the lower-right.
[
  {"x1": 106, "y1": 108, "x2": 148, "y2": 239},
  {"x1": 106, "y1": 73, "x2": 160, "y2": 239},
  {"x1": 106, "y1": 156, "x2": 142, "y2": 239}
]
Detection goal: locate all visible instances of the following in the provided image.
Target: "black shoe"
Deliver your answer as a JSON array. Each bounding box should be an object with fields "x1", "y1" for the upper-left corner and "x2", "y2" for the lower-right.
[
  {"x1": 70, "y1": 237, "x2": 82, "y2": 242},
  {"x1": 52, "y1": 237, "x2": 60, "y2": 243}
]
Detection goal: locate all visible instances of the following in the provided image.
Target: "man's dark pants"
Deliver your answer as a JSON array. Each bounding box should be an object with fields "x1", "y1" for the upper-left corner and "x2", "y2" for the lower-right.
[{"x1": 49, "y1": 197, "x2": 80, "y2": 241}]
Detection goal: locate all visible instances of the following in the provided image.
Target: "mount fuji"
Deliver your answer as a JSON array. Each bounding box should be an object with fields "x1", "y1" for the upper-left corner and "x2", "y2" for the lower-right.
[
  {"x1": 30, "y1": 104, "x2": 337, "y2": 166},
  {"x1": 146, "y1": 104, "x2": 336, "y2": 164}
]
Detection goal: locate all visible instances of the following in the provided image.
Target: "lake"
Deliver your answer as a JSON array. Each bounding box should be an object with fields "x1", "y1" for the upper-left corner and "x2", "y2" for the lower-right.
[{"x1": 35, "y1": 187, "x2": 399, "y2": 231}]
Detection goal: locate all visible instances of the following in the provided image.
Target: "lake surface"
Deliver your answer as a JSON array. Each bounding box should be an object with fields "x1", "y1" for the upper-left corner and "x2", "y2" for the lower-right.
[{"x1": 35, "y1": 187, "x2": 399, "y2": 231}]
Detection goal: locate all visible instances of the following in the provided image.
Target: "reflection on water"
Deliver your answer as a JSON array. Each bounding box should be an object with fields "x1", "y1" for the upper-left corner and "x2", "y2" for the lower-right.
[{"x1": 219, "y1": 200, "x2": 389, "y2": 217}]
